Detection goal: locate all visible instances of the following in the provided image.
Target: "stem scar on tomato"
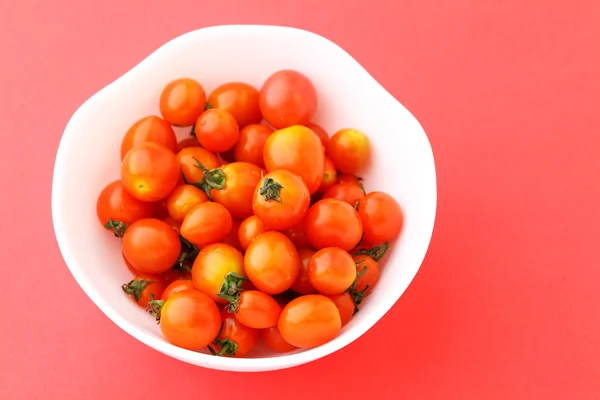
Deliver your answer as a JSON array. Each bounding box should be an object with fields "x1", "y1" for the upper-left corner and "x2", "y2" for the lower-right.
[
  {"x1": 353, "y1": 241, "x2": 390, "y2": 261},
  {"x1": 121, "y1": 279, "x2": 153, "y2": 302},
  {"x1": 259, "y1": 177, "x2": 284, "y2": 203},
  {"x1": 146, "y1": 294, "x2": 165, "y2": 324},
  {"x1": 188, "y1": 156, "x2": 226, "y2": 200},
  {"x1": 216, "y1": 272, "x2": 247, "y2": 312},
  {"x1": 104, "y1": 218, "x2": 128, "y2": 238}
]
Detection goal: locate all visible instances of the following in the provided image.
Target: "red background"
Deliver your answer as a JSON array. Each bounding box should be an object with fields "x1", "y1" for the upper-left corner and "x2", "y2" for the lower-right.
[{"x1": 1, "y1": 0, "x2": 599, "y2": 398}]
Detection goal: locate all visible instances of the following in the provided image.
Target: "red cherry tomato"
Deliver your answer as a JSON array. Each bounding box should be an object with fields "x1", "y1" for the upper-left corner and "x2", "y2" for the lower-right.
[
  {"x1": 207, "y1": 82, "x2": 262, "y2": 128},
  {"x1": 317, "y1": 157, "x2": 338, "y2": 193},
  {"x1": 336, "y1": 174, "x2": 364, "y2": 188},
  {"x1": 305, "y1": 122, "x2": 329, "y2": 147},
  {"x1": 322, "y1": 183, "x2": 365, "y2": 207},
  {"x1": 194, "y1": 108, "x2": 240, "y2": 153},
  {"x1": 233, "y1": 124, "x2": 273, "y2": 167},
  {"x1": 233, "y1": 290, "x2": 282, "y2": 329},
  {"x1": 177, "y1": 147, "x2": 220, "y2": 185},
  {"x1": 121, "y1": 116, "x2": 177, "y2": 160},
  {"x1": 352, "y1": 254, "x2": 380, "y2": 296},
  {"x1": 327, "y1": 128, "x2": 370, "y2": 174},
  {"x1": 238, "y1": 215, "x2": 270, "y2": 250},
  {"x1": 210, "y1": 162, "x2": 264, "y2": 220},
  {"x1": 261, "y1": 326, "x2": 297, "y2": 353},
  {"x1": 180, "y1": 202, "x2": 233, "y2": 246},
  {"x1": 308, "y1": 247, "x2": 357, "y2": 295},
  {"x1": 161, "y1": 279, "x2": 195, "y2": 301},
  {"x1": 282, "y1": 223, "x2": 311, "y2": 250},
  {"x1": 222, "y1": 218, "x2": 244, "y2": 253},
  {"x1": 122, "y1": 218, "x2": 181, "y2": 274},
  {"x1": 177, "y1": 137, "x2": 201, "y2": 152},
  {"x1": 122, "y1": 274, "x2": 166, "y2": 307},
  {"x1": 291, "y1": 248, "x2": 317, "y2": 295},
  {"x1": 328, "y1": 292, "x2": 355, "y2": 326},
  {"x1": 303, "y1": 199, "x2": 363, "y2": 251},
  {"x1": 211, "y1": 308, "x2": 259, "y2": 357},
  {"x1": 259, "y1": 70, "x2": 317, "y2": 129},
  {"x1": 97, "y1": 180, "x2": 154, "y2": 237},
  {"x1": 358, "y1": 191, "x2": 404, "y2": 244},
  {"x1": 160, "y1": 78, "x2": 207, "y2": 126}
]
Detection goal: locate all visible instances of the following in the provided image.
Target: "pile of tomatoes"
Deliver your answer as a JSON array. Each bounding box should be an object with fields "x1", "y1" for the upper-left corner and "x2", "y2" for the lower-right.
[{"x1": 96, "y1": 69, "x2": 404, "y2": 357}]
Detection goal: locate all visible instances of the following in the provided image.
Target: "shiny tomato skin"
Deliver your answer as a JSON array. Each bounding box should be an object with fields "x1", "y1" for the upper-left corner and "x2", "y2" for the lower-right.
[
  {"x1": 194, "y1": 108, "x2": 240, "y2": 153},
  {"x1": 214, "y1": 308, "x2": 259, "y2": 357},
  {"x1": 327, "y1": 128, "x2": 370, "y2": 174},
  {"x1": 238, "y1": 215, "x2": 270, "y2": 251},
  {"x1": 121, "y1": 142, "x2": 180, "y2": 202},
  {"x1": 161, "y1": 279, "x2": 195, "y2": 301},
  {"x1": 304, "y1": 199, "x2": 363, "y2": 251},
  {"x1": 252, "y1": 170, "x2": 310, "y2": 231},
  {"x1": 291, "y1": 248, "x2": 317, "y2": 295},
  {"x1": 352, "y1": 254, "x2": 380, "y2": 295},
  {"x1": 177, "y1": 137, "x2": 201, "y2": 152},
  {"x1": 122, "y1": 274, "x2": 166, "y2": 307},
  {"x1": 233, "y1": 124, "x2": 273, "y2": 167},
  {"x1": 122, "y1": 218, "x2": 181, "y2": 274},
  {"x1": 317, "y1": 157, "x2": 338, "y2": 193},
  {"x1": 207, "y1": 82, "x2": 262, "y2": 128},
  {"x1": 211, "y1": 162, "x2": 264, "y2": 220},
  {"x1": 261, "y1": 326, "x2": 297, "y2": 353},
  {"x1": 278, "y1": 294, "x2": 341, "y2": 348},
  {"x1": 259, "y1": 70, "x2": 317, "y2": 129},
  {"x1": 235, "y1": 290, "x2": 282, "y2": 329},
  {"x1": 159, "y1": 78, "x2": 206, "y2": 126},
  {"x1": 192, "y1": 243, "x2": 245, "y2": 303},
  {"x1": 308, "y1": 247, "x2": 357, "y2": 295},
  {"x1": 305, "y1": 122, "x2": 329, "y2": 147},
  {"x1": 336, "y1": 174, "x2": 363, "y2": 187},
  {"x1": 97, "y1": 180, "x2": 154, "y2": 228},
  {"x1": 328, "y1": 292, "x2": 355, "y2": 326},
  {"x1": 166, "y1": 184, "x2": 209, "y2": 222},
  {"x1": 120, "y1": 116, "x2": 177, "y2": 160},
  {"x1": 244, "y1": 231, "x2": 301, "y2": 294},
  {"x1": 322, "y1": 183, "x2": 365, "y2": 207},
  {"x1": 160, "y1": 290, "x2": 221, "y2": 350},
  {"x1": 176, "y1": 146, "x2": 220, "y2": 185},
  {"x1": 358, "y1": 191, "x2": 404, "y2": 244},
  {"x1": 180, "y1": 202, "x2": 233, "y2": 246},
  {"x1": 263, "y1": 125, "x2": 325, "y2": 194},
  {"x1": 282, "y1": 223, "x2": 311, "y2": 250}
]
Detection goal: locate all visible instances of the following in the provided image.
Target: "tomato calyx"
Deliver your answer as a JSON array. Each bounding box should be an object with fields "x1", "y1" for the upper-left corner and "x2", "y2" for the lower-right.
[
  {"x1": 183, "y1": 157, "x2": 226, "y2": 200},
  {"x1": 146, "y1": 294, "x2": 165, "y2": 324},
  {"x1": 258, "y1": 177, "x2": 284, "y2": 203},
  {"x1": 173, "y1": 235, "x2": 198, "y2": 273},
  {"x1": 353, "y1": 241, "x2": 389, "y2": 261},
  {"x1": 104, "y1": 219, "x2": 128, "y2": 238},
  {"x1": 346, "y1": 261, "x2": 370, "y2": 314},
  {"x1": 121, "y1": 279, "x2": 153, "y2": 302},
  {"x1": 205, "y1": 103, "x2": 213, "y2": 110},
  {"x1": 217, "y1": 272, "x2": 247, "y2": 313},
  {"x1": 208, "y1": 339, "x2": 238, "y2": 357}
]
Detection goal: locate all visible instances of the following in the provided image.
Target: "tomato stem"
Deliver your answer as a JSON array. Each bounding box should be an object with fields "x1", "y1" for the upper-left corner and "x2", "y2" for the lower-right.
[
  {"x1": 190, "y1": 157, "x2": 226, "y2": 200},
  {"x1": 208, "y1": 338, "x2": 238, "y2": 357},
  {"x1": 146, "y1": 294, "x2": 165, "y2": 324},
  {"x1": 217, "y1": 272, "x2": 246, "y2": 313},
  {"x1": 172, "y1": 235, "x2": 199, "y2": 273},
  {"x1": 104, "y1": 219, "x2": 128, "y2": 238},
  {"x1": 190, "y1": 123, "x2": 196, "y2": 137},
  {"x1": 121, "y1": 279, "x2": 153, "y2": 302},
  {"x1": 205, "y1": 103, "x2": 213, "y2": 110},
  {"x1": 258, "y1": 177, "x2": 284, "y2": 203},
  {"x1": 353, "y1": 241, "x2": 389, "y2": 261}
]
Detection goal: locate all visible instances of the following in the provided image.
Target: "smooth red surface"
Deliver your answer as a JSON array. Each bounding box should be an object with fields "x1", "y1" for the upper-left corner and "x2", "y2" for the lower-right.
[{"x1": 1, "y1": 1, "x2": 599, "y2": 398}]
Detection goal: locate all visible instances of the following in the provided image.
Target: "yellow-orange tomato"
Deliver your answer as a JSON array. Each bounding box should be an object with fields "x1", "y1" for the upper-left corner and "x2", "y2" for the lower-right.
[
  {"x1": 211, "y1": 162, "x2": 264, "y2": 220},
  {"x1": 305, "y1": 122, "x2": 329, "y2": 147},
  {"x1": 317, "y1": 157, "x2": 337, "y2": 193},
  {"x1": 166, "y1": 185, "x2": 209, "y2": 222},
  {"x1": 194, "y1": 108, "x2": 240, "y2": 153},
  {"x1": 291, "y1": 248, "x2": 317, "y2": 295},
  {"x1": 180, "y1": 202, "x2": 233, "y2": 246},
  {"x1": 176, "y1": 147, "x2": 220, "y2": 184},
  {"x1": 278, "y1": 295, "x2": 341, "y2": 348},
  {"x1": 121, "y1": 142, "x2": 180, "y2": 202},
  {"x1": 238, "y1": 215, "x2": 271, "y2": 250},
  {"x1": 244, "y1": 231, "x2": 301, "y2": 294},
  {"x1": 121, "y1": 116, "x2": 177, "y2": 160},
  {"x1": 327, "y1": 128, "x2": 370, "y2": 174},
  {"x1": 192, "y1": 243, "x2": 245, "y2": 303},
  {"x1": 207, "y1": 82, "x2": 262, "y2": 128},
  {"x1": 159, "y1": 78, "x2": 207, "y2": 126},
  {"x1": 233, "y1": 124, "x2": 273, "y2": 167},
  {"x1": 263, "y1": 125, "x2": 325, "y2": 194}
]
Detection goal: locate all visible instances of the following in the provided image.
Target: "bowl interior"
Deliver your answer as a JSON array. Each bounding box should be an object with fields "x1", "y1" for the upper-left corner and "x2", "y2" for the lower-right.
[{"x1": 52, "y1": 25, "x2": 436, "y2": 371}]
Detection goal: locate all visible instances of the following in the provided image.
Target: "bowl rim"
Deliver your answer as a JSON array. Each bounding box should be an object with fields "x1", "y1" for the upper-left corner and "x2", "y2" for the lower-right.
[{"x1": 51, "y1": 24, "x2": 437, "y2": 371}]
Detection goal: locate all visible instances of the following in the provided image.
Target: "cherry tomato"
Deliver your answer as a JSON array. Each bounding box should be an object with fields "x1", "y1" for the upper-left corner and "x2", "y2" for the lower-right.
[
  {"x1": 211, "y1": 162, "x2": 264, "y2": 220},
  {"x1": 153, "y1": 198, "x2": 170, "y2": 219},
  {"x1": 282, "y1": 223, "x2": 310, "y2": 250},
  {"x1": 161, "y1": 279, "x2": 195, "y2": 301},
  {"x1": 352, "y1": 254, "x2": 380, "y2": 295},
  {"x1": 194, "y1": 109, "x2": 240, "y2": 153},
  {"x1": 327, "y1": 128, "x2": 370, "y2": 174},
  {"x1": 233, "y1": 124, "x2": 273, "y2": 167},
  {"x1": 238, "y1": 215, "x2": 270, "y2": 251},
  {"x1": 97, "y1": 180, "x2": 154, "y2": 237},
  {"x1": 244, "y1": 231, "x2": 301, "y2": 294},
  {"x1": 161, "y1": 215, "x2": 181, "y2": 234},
  {"x1": 160, "y1": 290, "x2": 221, "y2": 350},
  {"x1": 160, "y1": 78, "x2": 206, "y2": 126},
  {"x1": 261, "y1": 326, "x2": 297, "y2": 353},
  {"x1": 121, "y1": 142, "x2": 180, "y2": 202},
  {"x1": 207, "y1": 82, "x2": 262, "y2": 128},
  {"x1": 177, "y1": 146, "x2": 220, "y2": 185},
  {"x1": 177, "y1": 137, "x2": 201, "y2": 152},
  {"x1": 322, "y1": 183, "x2": 365, "y2": 207},
  {"x1": 291, "y1": 248, "x2": 317, "y2": 295},
  {"x1": 192, "y1": 243, "x2": 245, "y2": 303},
  {"x1": 328, "y1": 292, "x2": 355, "y2": 326},
  {"x1": 336, "y1": 174, "x2": 364, "y2": 188},
  {"x1": 317, "y1": 157, "x2": 337, "y2": 193},
  {"x1": 122, "y1": 274, "x2": 166, "y2": 307},
  {"x1": 263, "y1": 125, "x2": 325, "y2": 194},
  {"x1": 304, "y1": 199, "x2": 363, "y2": 251},
  {"x1": 222, "y1": 218, "x2": 244, "y2": 252},
  {"x1": 166, "y1": 184, "x2": 208, "y2": 222},
  {"x1": 305, "y1": 122, "x2": 329, "y2": 147},
  {"x1": 278, "y1": 294, "x2": 341, "y2": 348},
  {"x1": 233, "y1": 290, "x2": 281, "y2": 329},
  {"x1": 252, "y1": 170, "x2": 310, "y2": 230},
  {"x1": 211, "y1": 308, "x2": 259, "y2": 357},
  {"x1": 122, "y1": 218, "x2": 181, "y2": 274},
  {"x1": 358, "y1": 191, "x2": 404, "y2": 244},
  {"x1": 308, "y1": 247, "x2": 356, "y2": 295},
  {"x1": 259, "y1": 70, "x2": 317, "y2": 129},
  {"x1": 120, "y1": 116, "x2": 177, "y2": 160},
  {"x1": 180, "y1": 202, "x2": 232, "y2": 246}
]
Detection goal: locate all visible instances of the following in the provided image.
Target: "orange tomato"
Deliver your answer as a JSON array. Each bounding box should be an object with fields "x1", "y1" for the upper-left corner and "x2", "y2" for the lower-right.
[
  {"x1": 352, "y1": 254, "x2": 380, "y2": 296},
  {"x1": 328, "y1": 292, "x2": 355, "y2": 326},
  {"x1": 304, "y1": 199, "x2": 363, "y2": 251},
  {"x1": 122, "y1": 218, "x2": 181, "y2": 274},
  {"x1": 261, "y1": 326, "x2": 297, "y2": 353},
  {"x1": 212, "y1": 308, "x2": 259, "y2": 357},
  {"x1": 180, "y1": 202, "x2": 232, "y2": 246},
  {"x1": 308, "y1": 247, "x2": 356, "y2": 295},
  {"x1": 177, "y1": 137, "x2": 201, "y2": 152},
  {"x1": 207, "y1": 82, "x2": 262, "y2": 128},
  {"x1": 211, "y1": 162, "x2": 264, "y2": 220},
  {"x1": 192, "y1": 243, "x2": 245, "y2": 303},
  {"x1": 120, "y1": 116, "x2": 177, "y2": 160},
  {"x1": 176, "y1": 147, "x2": 220, "y2": 185},
  {"x1": 336, "y1": 174, "x2": 364, "y2": 188},
  {"x1": 97, "y1": 180, "x2": 154, "y2": 236},
  {"x1": 305, "y1": 122, "x2": 329, "y2": 147},
  {"x1": 358, "y1": 191, "x2": 404, "y2": 244},
  {"x1": 233, "y1": 124, "x2": 273, "y2": 167},
  {"x1": 263, "y1": 125, "x2": 325, "y2": 194},
  {"x1": 322, "y1": 183, "x2": 365, "y2": 207},
  {"x1": 233, "y1": 290, "x2": 282, "y2": 329},
  {"x1": 122, "y1": 274, "x2": 166, "y2": 307},
  {"x1": 194, "y1": 108, "x2": 240, "y2": 153},
  {"x1": 238, "y1": 215, "x2": 270, "y2": 250},
  {"x1": 317, "y1": 157, "x2": 338, "y2": 193},
  {"x1": 121, "y1": 142, "x2": 180, "y2": 202},
  {"x1": 327, "y1": 128, "x2": 370, "y2": 174},
  {"x1": 161, "y1": 279, "x2": 195, "y2": 301},
  {"x1": 291, "y1": 248, "x2": 317, "y2": 295},
  {"x1": 159, "y1": 78, "x2": 206, "y2": 126},
  {"x1": 166, "y1": 184, "x2": 209, "y2": 222},
  {"x1": 161, "y1": 215, "x2": 181, "y2": 234}
]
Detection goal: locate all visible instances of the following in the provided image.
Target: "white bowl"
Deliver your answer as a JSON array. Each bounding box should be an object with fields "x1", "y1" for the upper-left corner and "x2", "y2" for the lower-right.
[{"x1": 51, "y1": 25, "x2": 437, "y2": 372}]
